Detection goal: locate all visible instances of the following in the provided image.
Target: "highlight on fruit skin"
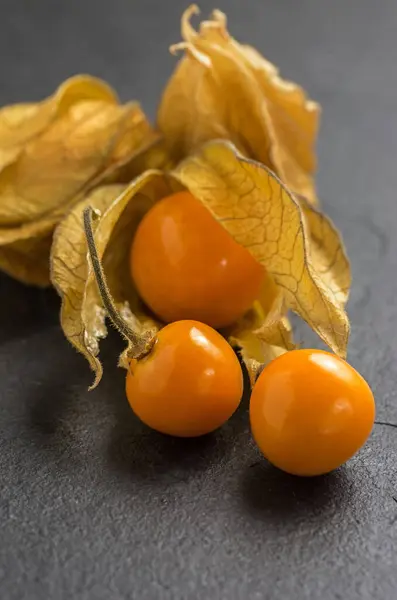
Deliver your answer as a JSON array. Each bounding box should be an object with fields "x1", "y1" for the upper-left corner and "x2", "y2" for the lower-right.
[
  {"x1": 130, "y1": 190, "x2": 264, "y2": 329},
  {"x1": 126, "y1": 319, "x2": 243, "y2": 437},
  {"x1": 249, "y1": 349, "x2": 375, "y2": 476}
]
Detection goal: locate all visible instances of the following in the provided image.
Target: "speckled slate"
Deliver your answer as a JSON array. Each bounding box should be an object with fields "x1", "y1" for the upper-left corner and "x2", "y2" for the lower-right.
[{"x1": 1, "y1": 1, "x2": 397, "y2": 599}]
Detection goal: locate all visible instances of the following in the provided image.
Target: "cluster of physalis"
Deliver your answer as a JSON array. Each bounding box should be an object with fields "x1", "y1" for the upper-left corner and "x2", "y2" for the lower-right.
[
  {"x1": 83, "y1": 192, "x2": 375, "y2": 478},
  {"x1": 0, "y1": 6, "x2": 375, "y2": 476}
]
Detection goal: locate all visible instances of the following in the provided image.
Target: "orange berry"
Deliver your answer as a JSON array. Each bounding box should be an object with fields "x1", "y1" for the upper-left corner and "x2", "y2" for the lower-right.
[
  {"x1": 126, "y1": 320, "x2": 243, "y2": 437},
  {"x1": 130, "y1": 191, "x2": 264, "y2": 329},
  {"x1": 250, "y1": 349, "x2": 375, "y2": 476}
]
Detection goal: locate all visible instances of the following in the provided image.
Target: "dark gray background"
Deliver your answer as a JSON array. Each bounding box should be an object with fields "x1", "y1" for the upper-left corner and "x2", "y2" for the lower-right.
[{"x1": 1, "y1": 1, "x2": 397, "y2": 598}]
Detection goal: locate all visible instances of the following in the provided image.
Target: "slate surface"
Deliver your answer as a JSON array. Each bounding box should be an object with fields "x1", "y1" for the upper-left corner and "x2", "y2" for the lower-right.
[{"x1": 1, "y1": 1, "x2": 397, "y2": 599}]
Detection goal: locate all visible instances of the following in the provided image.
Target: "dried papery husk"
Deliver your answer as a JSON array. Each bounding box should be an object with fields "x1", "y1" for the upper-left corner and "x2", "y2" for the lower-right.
[
  {"x1": 172, "y1": 140, "x2": 350, "y2": 369},
  {"x1": 53, "y1": 140, "x2": 349, "y2": 385},
  {"x1": 0, "y1": 75, "x2": 117, "y2": 172},
  {"x1": 0, "y1": 77, "x2": 164, "y2": 285},
  {"x1": 158, "y1": 5, "x2": 320, "y2": 205},
  {"x1": 51, "y1": 170, "x2": 182, "y2": 387}
]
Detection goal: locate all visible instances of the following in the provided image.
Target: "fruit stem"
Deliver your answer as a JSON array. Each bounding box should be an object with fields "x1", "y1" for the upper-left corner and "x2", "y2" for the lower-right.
[{"x1": 83, "y1": 207, "x2": 156, "y2": 360}]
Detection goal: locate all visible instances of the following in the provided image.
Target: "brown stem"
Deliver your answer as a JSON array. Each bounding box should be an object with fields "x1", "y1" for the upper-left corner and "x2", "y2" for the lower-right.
[{"x1": 83, "y1": 206, "x2": 156, "y2": 360}]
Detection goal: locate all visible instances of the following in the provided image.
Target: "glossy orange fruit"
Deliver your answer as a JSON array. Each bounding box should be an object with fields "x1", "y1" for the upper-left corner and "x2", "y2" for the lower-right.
[
  {"x1": 126, "y1": 320, "x2": 243, "y2": 437},
  {"x1": 250, "y1": 349, "x2": 375, "y2": 476},
  {"x1": 130, "y1": 191, "x2": 264, "y2": 329}
]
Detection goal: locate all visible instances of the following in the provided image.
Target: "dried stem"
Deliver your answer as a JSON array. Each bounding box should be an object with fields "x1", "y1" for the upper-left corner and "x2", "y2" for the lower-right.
[{"x1": 83, "y1": 206, "x2": 156, "y2": 360}]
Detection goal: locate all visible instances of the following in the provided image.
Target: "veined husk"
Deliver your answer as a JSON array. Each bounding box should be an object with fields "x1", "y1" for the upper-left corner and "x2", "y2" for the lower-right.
[
  {"x1": 51, "y1": 140, "x2": 350, "y2": 387},
  {"x1": 0, "y1": 75, "x2": 167, "y2": 286},
  {"x1": 158, "y1": 5, "x2": 320, "y2": 205}
]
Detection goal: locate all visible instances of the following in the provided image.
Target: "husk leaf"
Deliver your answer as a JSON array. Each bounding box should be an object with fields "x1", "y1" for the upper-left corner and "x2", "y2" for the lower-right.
[
  {"x1": 52, "y1": 170, "x2": 179, "y2": 387},
  {"x1": 0, "y1": 78, "x2": 162, "y2": 286},
  {"x1": 51, "y1": 184, "x2": 126, "y2": 383},
  {"x1": 158, "y1": 5, "x2": 320, "y2": 204},
  {"x1": 0, "y1": 75, "x2": 117, "y2": 172},
  {"x1": 172, "y1": 140, "x2": 350, "y2": 360},
  {"x1": 52, "y1": 140, "x2": 350, "y2": 383}
]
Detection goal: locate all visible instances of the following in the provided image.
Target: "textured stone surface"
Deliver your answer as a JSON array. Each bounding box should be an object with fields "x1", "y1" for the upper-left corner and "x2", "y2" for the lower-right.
[{"x1": 1, "y1": 1, "x2": 397, "y2": 598}]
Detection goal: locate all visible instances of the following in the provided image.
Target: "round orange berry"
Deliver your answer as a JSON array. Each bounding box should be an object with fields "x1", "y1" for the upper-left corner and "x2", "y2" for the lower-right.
[
  {"x1": 126, "y1": 320, "x2": 243, "y2": 437},
  {"x1": 130, "y1": 191, "x2": 264, "y2": 329},
  {"x1": 250, "y1": 349, "x2": 375, "y2": 476}
]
